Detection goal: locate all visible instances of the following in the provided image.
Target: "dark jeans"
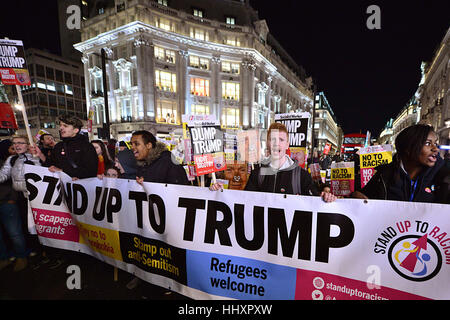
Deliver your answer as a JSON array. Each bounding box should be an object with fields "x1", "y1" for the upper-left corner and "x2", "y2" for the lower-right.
[{"x1": 0, "y1": 202, "x2": 27, "y2": 260}]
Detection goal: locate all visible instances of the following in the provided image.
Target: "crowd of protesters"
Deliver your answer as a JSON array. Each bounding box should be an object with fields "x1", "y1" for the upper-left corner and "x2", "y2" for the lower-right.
[{"x1": 0, "y1": 115, "x2": 449, "y2": 286}]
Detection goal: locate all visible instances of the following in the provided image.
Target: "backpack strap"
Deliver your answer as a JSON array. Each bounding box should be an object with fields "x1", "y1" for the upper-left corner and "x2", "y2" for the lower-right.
[
  {"x1": 292, "y1": 166, "x2": 302, "y2": 195},
  {"x1": 10, "y1": 155, "x2": 19, "y2": 167}
]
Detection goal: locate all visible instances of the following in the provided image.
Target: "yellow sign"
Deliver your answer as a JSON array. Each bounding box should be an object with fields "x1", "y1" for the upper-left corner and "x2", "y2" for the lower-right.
[{"x1": 77, "y1": 222, "x2": 122, "y2": 261}]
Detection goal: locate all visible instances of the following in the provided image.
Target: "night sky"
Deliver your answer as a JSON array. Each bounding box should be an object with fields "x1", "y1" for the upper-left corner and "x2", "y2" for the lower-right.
[{"x1": 1, "y1": 0, "x2": 449, "y2": 137}]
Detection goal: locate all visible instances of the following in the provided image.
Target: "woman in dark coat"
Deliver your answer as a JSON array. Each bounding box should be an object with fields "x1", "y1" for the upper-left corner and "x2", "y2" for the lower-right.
[{"x1": 352, "y1": 124, "x2": 449, "y2": 204}]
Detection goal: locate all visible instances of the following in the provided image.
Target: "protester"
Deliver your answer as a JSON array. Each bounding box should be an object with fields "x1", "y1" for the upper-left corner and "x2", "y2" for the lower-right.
[
  {"x1": 0, "y1": 139, "x2": 28, "y2": 272},
  {"x1": 0, "y1": 136, "x2": 42, "y2": 271},
  {"x1": 210, "y1": 123, "x2": 336, "y2": 202},
  {"x1": 38, "y1": 133, "x2": 56, "y2": 163},
  {"x1": 104, "y1": 165, "x2": 121, "y2": 179},
  {"x1": 131, "y1": 130, "x2": 189, "y2": 185},
  {"x1": 107, "y1": 138, "x2": 117, "y2": 161},
  {"x1": 91, "y1": 139, "x2": 114, "y2": 176},
  {"x1": 31, "y1": 116, "x2": 98, "y2": 269},
  {"x1": 352, "y1": 124, "x2": 450, "y2": 204},
  {"x1": 34, "y1": 115, "x2": 98, "y2": 179}
]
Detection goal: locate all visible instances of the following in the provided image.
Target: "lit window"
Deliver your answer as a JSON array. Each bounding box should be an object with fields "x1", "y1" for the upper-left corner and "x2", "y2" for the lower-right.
[
  {"x1": 222, "y1": 82, "x2": 240, "y2": 101},
  {"x1": 189, "y1": 55, "x2": 209, "y2": 70},
  {"x1": 156, "y1": 17, "x2": 173, "y2": 32},
  {"x1": 155, "y1": 70, "x2": 177, "y2": 92},
  {"x1": 226, "y1": 17, "x2": 235, "y2": 25},
  {"x1": 221, "y1": 61, "x2": 240, "y2": 74},
  {"x1": 221, "y1": 108, "x2": 239, "y2": 128},
  {"x1": 156, "y1": 99, "x2": 178, "y2": 124},
  {"x1": 193, "y1": 9, "x2": 203, "y2": 18},
  {"x1": 190, "y1": 78, "x2": 210, "y2": 96},
  {"x1": 190, "y1": 28, "x2": 209, "y2": 41},
  {"x1": 158, "y1": 0, "x2": 168, "y2": 6},
  {"x1": 191, "y1": 104, "x2": 210, "y2": 115},
  {"x1": 37, "y1": 80, "x2": 46, "y2": 90},
  {"x1": 154, "y1": 46, "x2": 176, "y2": 63},
  {"x1": 225, "y1": 36, "x2": 240, "y2": 47},
  {"x1": 65, "y1": 85, "x2": 73, "y2": 95},
  {"x1": 46, "y1": 81, "x2": 56, "y2": 92}
]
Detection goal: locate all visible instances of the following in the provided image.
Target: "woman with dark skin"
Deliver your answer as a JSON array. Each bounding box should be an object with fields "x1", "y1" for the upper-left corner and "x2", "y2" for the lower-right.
[{"x1": 352, "y1": 124, "x2": 449, "y2": 204}]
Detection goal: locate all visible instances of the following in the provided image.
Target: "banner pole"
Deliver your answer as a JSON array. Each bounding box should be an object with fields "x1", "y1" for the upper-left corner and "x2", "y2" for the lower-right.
[{"x1": 15, "y1": 85, "x2": 34, "y2": 147}]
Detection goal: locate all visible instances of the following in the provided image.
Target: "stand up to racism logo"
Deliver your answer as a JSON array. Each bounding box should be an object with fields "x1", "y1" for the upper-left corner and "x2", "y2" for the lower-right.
[{"x1": 374, "y1": 220, "x2": 450, "y2": 282}]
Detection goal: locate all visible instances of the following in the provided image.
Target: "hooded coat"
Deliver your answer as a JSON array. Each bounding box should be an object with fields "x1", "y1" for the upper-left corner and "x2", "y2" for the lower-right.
[
  {"x1": 117, "y1": 148, "x2": 137, "y2": 179},
  {"x1": 359, "y1": 154, "x2": 450, "y2": 204},
  {"x1": 245, "y1": 156, "x2": 319, "y2": 195},
  {"x1": 136, "y1": 141, "x2": 189, "y2": 185}
]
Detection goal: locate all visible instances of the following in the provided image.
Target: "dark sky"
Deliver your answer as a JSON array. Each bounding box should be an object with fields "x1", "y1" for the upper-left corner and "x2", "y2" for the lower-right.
[
  {"x1": 1, "y1": 0, "x2": 449, "y2": 136},
  {"x1": 250, "y1": 0, "x2": 450, "y2": 136}
]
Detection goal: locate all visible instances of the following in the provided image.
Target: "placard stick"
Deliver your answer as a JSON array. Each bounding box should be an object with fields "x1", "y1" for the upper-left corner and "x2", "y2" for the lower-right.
[
  {"x1": 201, "y1": 175, "x2": 205, "y2": 187},
  {"x1": 212, "y1": 172, "x2": 217, "y2": 184}
]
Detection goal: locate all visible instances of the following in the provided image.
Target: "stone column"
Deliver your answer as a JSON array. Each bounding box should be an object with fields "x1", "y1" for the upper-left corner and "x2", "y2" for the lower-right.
[
  {"x1": 134, "y1": 35, "x2": 155, "y2": 121},
  {"x1": 241, "y1": 56, "x2": 256, "y2": 129},
  {"x1": 177, "y1": 49, "x2": 189, "y2": 121},
  {"x1": 211, "y1": 56, "x2": 221, "y2": 120}
]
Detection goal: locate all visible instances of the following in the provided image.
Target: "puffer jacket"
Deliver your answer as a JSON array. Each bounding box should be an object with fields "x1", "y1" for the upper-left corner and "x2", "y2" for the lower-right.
[
  {"x1": 136, "y1": 141, "x2": 189, "y2": 185},
  {"x1": 0, "y1": 153, "x2": 40, "y2": 194}
]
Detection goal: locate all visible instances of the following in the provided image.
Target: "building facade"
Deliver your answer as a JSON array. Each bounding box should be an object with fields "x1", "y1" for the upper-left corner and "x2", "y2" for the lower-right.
[
  {"x1": 313, "y1": 91, "x2": 342, "y2": 154},
  {"x1": 418, "y1": 27, "x2": 450, "y2": 153},
  {"x1": 15, "y1": 48, "x2": 87, "y2": 138},
  {"x1": 73, "y1": 0, "x2": 314, "y2": 140}
]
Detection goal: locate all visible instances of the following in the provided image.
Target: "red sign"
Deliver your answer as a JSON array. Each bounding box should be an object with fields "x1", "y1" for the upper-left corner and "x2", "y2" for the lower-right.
[{"x1": 0, "y1": 39, "x2": 31, "y2": 86}]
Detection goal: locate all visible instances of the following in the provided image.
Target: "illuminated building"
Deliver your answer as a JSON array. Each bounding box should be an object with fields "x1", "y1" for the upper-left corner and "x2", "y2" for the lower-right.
[{"x1": 73, "y1": 0, "x2": 314, "y2": 140}]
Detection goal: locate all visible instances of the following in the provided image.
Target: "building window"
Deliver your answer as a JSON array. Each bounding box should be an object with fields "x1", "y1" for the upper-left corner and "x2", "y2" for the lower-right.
[
  {"x1": 222, "y1": 82, "x2": 240, "y2": 101},
  {"x1": 156, "y1": 99, "x2": 178, "y2": 124},
  {"x1": 190, "y1": 28, "x2": 209, "y2": 41},
  {"x1": 222, "y1": 107, "x2": 239, "y2": 128},
  {"x1": 225, "y1": 36, "x2": 240, "y2": 47},
  {"x1": 120, "y1": 98, "x2": 132, "y2": 121},
  {"x1": 221, "y1": 61, "x2": 240, "y2": 74},
  {"x1": 157, "y1": 0, "x2": 168, "y2": 6},
  {"x1": 190, "y1": 78, "x2": 210, "y2": 96},
  {"x1": 191, "y1": 104, "x2": 210, "y2": 115},
  {"x1": 155, "y1": 17, "x2": 174, "y2": 32},
  {"x1": 155, "y1": 70, "x2": 177, "y2": 92},
  {"x1": 226, "y1": 17, "x2": 235, "y2": 25},
  {"x1": 189, "y1": 55, "x2": 209, "y2": 70},
  {"x1": 154, "y1": 46, "x2": 175, "y2": 64},
  {"x1": 193, "y1": 8, "x2": 204, "y2": 17}
]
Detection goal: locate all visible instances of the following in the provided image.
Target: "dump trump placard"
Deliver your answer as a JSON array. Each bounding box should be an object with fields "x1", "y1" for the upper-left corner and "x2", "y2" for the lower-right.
[{"x1": 0, "y1": 39, "x2": 31, "y2": 86}]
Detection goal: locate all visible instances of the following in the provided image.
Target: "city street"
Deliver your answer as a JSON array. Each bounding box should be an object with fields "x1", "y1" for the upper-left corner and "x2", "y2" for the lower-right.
[{"x1": 0, "y1": 252, "x2": 190, "y2": 300}]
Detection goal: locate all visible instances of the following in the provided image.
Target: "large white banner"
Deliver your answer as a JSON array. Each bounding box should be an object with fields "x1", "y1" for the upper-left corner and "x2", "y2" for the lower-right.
[{"x1": 24, "y1": 165, "x2": 450, "y2": 300}]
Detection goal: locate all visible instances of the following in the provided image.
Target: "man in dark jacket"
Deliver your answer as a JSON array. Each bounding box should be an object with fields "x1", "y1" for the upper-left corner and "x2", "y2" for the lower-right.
[
  {"x1": 36, "y1": 115, "x2": 98, "y2": 179},
  {"x1": 131, "y1": 130, "x2": 188, "y2": 185}
]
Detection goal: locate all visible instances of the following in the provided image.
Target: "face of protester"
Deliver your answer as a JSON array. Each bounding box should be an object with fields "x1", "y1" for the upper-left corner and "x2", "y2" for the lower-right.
[
  {"x1": 59, "y1": 121, "x2": 79, "y2": 138},
  {"x1": 131, "y1": 134, "x2": 152, "y2": 161},
  {"x1": 92, "y1": 142, "x2": 103, "y2": 156},
  {"x1": 105, "y1": 168, "x2": 119, "y2": 178},
  {"x1": 417, "y1": 131, "x2": 439, "y2": 167},
  {"x1": 42, "y1": 135, "x2": 55, "y2": 148},
  {"x1": 8, "y1": 144, "x2": 16, "y2": 156},
  {"x1": 12, "y1": 138, "x2": 28, "y2": 154},
  {"x1": 269, "y1": 130, "x2": 289, "y2": 161}
]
